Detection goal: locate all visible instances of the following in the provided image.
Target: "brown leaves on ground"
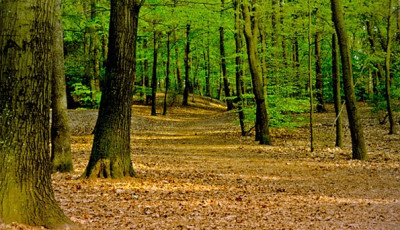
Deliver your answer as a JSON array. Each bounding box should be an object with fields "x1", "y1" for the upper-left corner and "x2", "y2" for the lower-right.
[{"x1": 6, "y1": 97, "x2": 400, "y2": 229}]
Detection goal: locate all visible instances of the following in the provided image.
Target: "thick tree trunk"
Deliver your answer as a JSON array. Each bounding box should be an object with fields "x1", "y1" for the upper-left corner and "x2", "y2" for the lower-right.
[
  {"x1": 51, "y1": 0, "x2": 73, "y2": 173},
  {"x1": 234, "y1": 0, "x2": 246, "y2": 136},
  {"x1": 83, "y1": 0, "x2": 143, "y2": 178},
  {"x1": 151, "y1": 30, "x2": 159, "y2": 116},
  {"x1": 330, "y1": 0, "x2": 367, "y2": 160},
  {"x1": 183, "y1": 24, "x2": 191, "y2": 106},
  {"x1": 332, "y1": 33, "x2": 343, "y2": 148},
  {"x1": 0, "y1": 0, "x2": 72, "y2": 227},
  {"x1": 220, "y1": 1, "x2": 234, "y2": 111},
  {"x1": 163, "y1": 33, "x2": 171, "y2": 116},
  {"x1": 385, "y1": 0, "x2": 396, "y2": 134},
  {"x1": 242, "y1": 1, "x2": 272, "y2": 145}
]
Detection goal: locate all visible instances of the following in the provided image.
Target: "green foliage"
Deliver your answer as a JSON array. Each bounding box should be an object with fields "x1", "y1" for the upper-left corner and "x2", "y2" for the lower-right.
[{"x1": 70, "y1": 83, "x2": 101, "y2": 108}]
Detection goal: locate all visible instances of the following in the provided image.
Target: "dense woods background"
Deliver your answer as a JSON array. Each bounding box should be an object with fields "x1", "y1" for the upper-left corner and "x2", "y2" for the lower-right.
[{"x1": 1, "y1": 0, "x2": 400, "y2": 228}]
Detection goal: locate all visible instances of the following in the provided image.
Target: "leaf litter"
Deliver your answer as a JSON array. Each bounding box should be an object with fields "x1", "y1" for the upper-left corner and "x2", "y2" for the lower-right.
[{"x1": 3, "y1": 97, "x2": 400, "y2": 229}]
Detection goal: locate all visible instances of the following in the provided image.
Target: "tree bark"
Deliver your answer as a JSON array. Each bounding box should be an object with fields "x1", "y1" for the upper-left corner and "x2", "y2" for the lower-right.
[
  {"x1": 89, "y1": 0, "x2": 101, "y2": 104},
  {"x1": 183, "y1": 24, "x2": 191, "y2": 106},
  {"x1": 308, "y1": 0, "x2": 314, "y2": 152},
  {"x1": 206, "y1": 22, "x2": 212, "y2": 97},
  {"x1": 51, "y1": 0, "x2": 73, "y2": 173},
  {"x1": 385, "y1": 0, "x2": 396, "y2": 134},
  {"x1": 163, "y1": 32, "x2": 171, "y2": 115},
  {"x1": 332, "y1": 33, "x2": 343, "y2": 148},
  {"x1": 220, "y1": 0, "x2": 234, "y2": 111},
  {"x1": 233, "y1": 0, "x2": 246, "y2": 136},
  {"x1": 0, "y1": 0, "x2": 72, "y2": 227},
  {"x1": 83, "y1": 0, "x2": 143, "y2": 178},
  {"x1": 242, "y1": 1, "x2": 272, "y2": 145},
  {"x1": 315, "y1": 12, "x2": 326, "y2": 113},
  {"x1": 330, "y1": 0, "x2": 367, "y2": 160},
  {"x1": 151, "y1": 30, "x2": 159, "y2": 116}
]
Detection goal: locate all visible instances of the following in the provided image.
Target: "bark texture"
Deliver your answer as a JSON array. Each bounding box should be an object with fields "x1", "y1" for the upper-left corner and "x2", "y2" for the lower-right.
[
  {"x1": 242, "y1": 1, "x2": 272, "y2": 145},
  {"x1": 0, "y1": 0, "x2": 72, "y2": 227},
  {"x1": 332, "y1": 33, "x2": 343, "y2": 148},
  {"x1": 51, "y1": 0, "x2": 73, "y2": 173},
  {"x1": 385, "y1": 0, "x2": 396, "y2": 134},
  {"x1": 83, "y1": 0, "x2": 143, "y2": 178},
  {"x1": 233, "y1": 0, "x2": 246, "y2": 136},
  {"x1": 219, "y1": 1, "x2": 234, "y2": 111},
  {"x1": 330, "y1": 0, "x2": 367, "y2": 160}
]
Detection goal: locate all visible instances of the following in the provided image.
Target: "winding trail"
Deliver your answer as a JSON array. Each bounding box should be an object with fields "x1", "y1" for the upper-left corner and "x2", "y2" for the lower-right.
[{"x1": 54, "y1": 97, "x2": 400, "y2": 229}]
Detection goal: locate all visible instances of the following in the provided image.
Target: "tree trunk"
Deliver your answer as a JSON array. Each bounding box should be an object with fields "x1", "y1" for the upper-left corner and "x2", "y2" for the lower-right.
[
  {"x1": 330, "y1": 0, "x2": 367, "y2": 160},
  {"x1": 385, "y1": 0, "x2": 396, "y2": 134},
  {"x1": 220, "y1": 0, "x2": 234, "y2": 111},
  {"x1": 183, "y1": 24, "x2": 191, "y2": 106},
  {"x1": 163, "y1": 33, "x2": 171, "y2": 115},
  {"x1": 332, "y1": 33, "x2": 343, "y2": 148},
  {"x1": 397, "y1": 0, "x2": 400, "y2": 41},
  {"x1": 144, "y1": 40, "x2": 151, "y2": 105},
  {"x1": 151, "y1": 30, "x2": 159, "y2": 116},
  {"x1": 308, "y1": 0, "x2": 315, "y2": 152},
  {"x1": 206, "y1": 23, "x2": 212, "y2": 97},
  {"x1": 315, "y1": 14, "x2": 326, "y2": 112},
  {"x1": 234, "y1": 0, "x2": 246, "y2": 136},
  {"x1": 83, "y1": 0, "x2": 143, "y2": 178},
  {"x1": 242, "y1": 1, "x2": 272, "y2": 145},
  {"x1": 89, "y1": 0, "x2": 100, "y2": 103},
  {"x1": 51, "y1": 0, "x2": 73, "y2": 173},
  {"x1": 0, "y1": 0, "x2": 72, "y2": 227}
]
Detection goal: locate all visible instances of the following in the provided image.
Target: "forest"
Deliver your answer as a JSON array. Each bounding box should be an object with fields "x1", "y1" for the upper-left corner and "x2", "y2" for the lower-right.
[{"x1": 0, "y1": 0, "x2": 399, "y2": 229}]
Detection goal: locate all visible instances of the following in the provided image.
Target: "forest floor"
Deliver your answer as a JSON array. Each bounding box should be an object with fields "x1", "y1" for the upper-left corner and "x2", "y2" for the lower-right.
[{"x1": 7, "y1": 95, "x2": 400, "y2": 229}]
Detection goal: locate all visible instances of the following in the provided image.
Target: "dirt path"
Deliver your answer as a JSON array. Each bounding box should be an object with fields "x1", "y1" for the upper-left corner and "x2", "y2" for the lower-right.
[{"x1": 49, "y1": 98, "x2": 400, "y2": 229}]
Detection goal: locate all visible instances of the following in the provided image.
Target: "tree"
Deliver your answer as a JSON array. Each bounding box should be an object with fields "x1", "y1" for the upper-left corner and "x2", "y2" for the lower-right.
[
  {"x1": 0, "y1": 0, "x2": 72, "y2": 227},
  {"x1": 151, "y1": 30, "x2": 160, "y2": 116},
  {"x1": 163, "y1": 32, "x2": 171, "y2": 115},
  {"x1": 330, "y1": 0, "x2": 368, "y2": 160},
  {"x1": 51, "y1": 0, "x2": 73, "y2": 173},
  {"x1": 233, "y1": 0, "x2": 246, "y2": 136},
  {"x1": 315, "y1": 8, "x2": 326, "y2": 113},
  {"x1": 220, "y1": 0, "x2": 234, "y2": 111},
  {"x1": 242, "y1": 0, "x2": 272, "y2": 145},
  {"x1": 384, "y1": 0, "x2": 396, "y2": 134},
  {"x1": 183, "y1": 24, "x2": 191, "y2": 106},
  {"x1": 82, "y1": 0, "x2": 144, "y2": 178},
  {"x1": 308, "y1": 0, "x2": 315, "y2": 152},
  {"x1": 332, "y1": 32, "x2": 343, "y2": 148}
]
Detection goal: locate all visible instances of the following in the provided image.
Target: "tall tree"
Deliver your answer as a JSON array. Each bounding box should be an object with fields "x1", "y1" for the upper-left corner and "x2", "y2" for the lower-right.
[
  {"x1": 0, "y1": 0, "x2": 72, "y2": 227},
  {"x1": 183, "y1": 24, "x2": 191, "y2": 106},
  {"x1": 384, "y1": 0, "x2": 396, "y2": 134},
  {"x1": 51, "y1": 0, "x2": 73, "y2": 172},
  {"x1": 233, "y1": 0, "x2": 246, "y2": 136},
  {"x1": 315, "y1": 8, "x2": 326, "y2": 113},
  {"x1": 332, "y1": 33, "x2": 343, "y2": 148},
  {"x1": 151, "y1": 30, "x2": 159, "y2": 116},
  {"x1": 163, "y1": 32, "x2": 171, "y2": 115},
  {"x1": 330, "y1": 0, "x2": 368, "y2": 160},
  {"x1": 82, "y1": 0, "x2": 144, "y2": 178},
  {"x1": 242, "y1": 0, "x2": 272, "y2": 145},
  {"x1": 220, "y1": 0, "x2": 234, "y2": 111},
  {"x1": 308, "y1": 0, "x2": 315, "y2": 152}
]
